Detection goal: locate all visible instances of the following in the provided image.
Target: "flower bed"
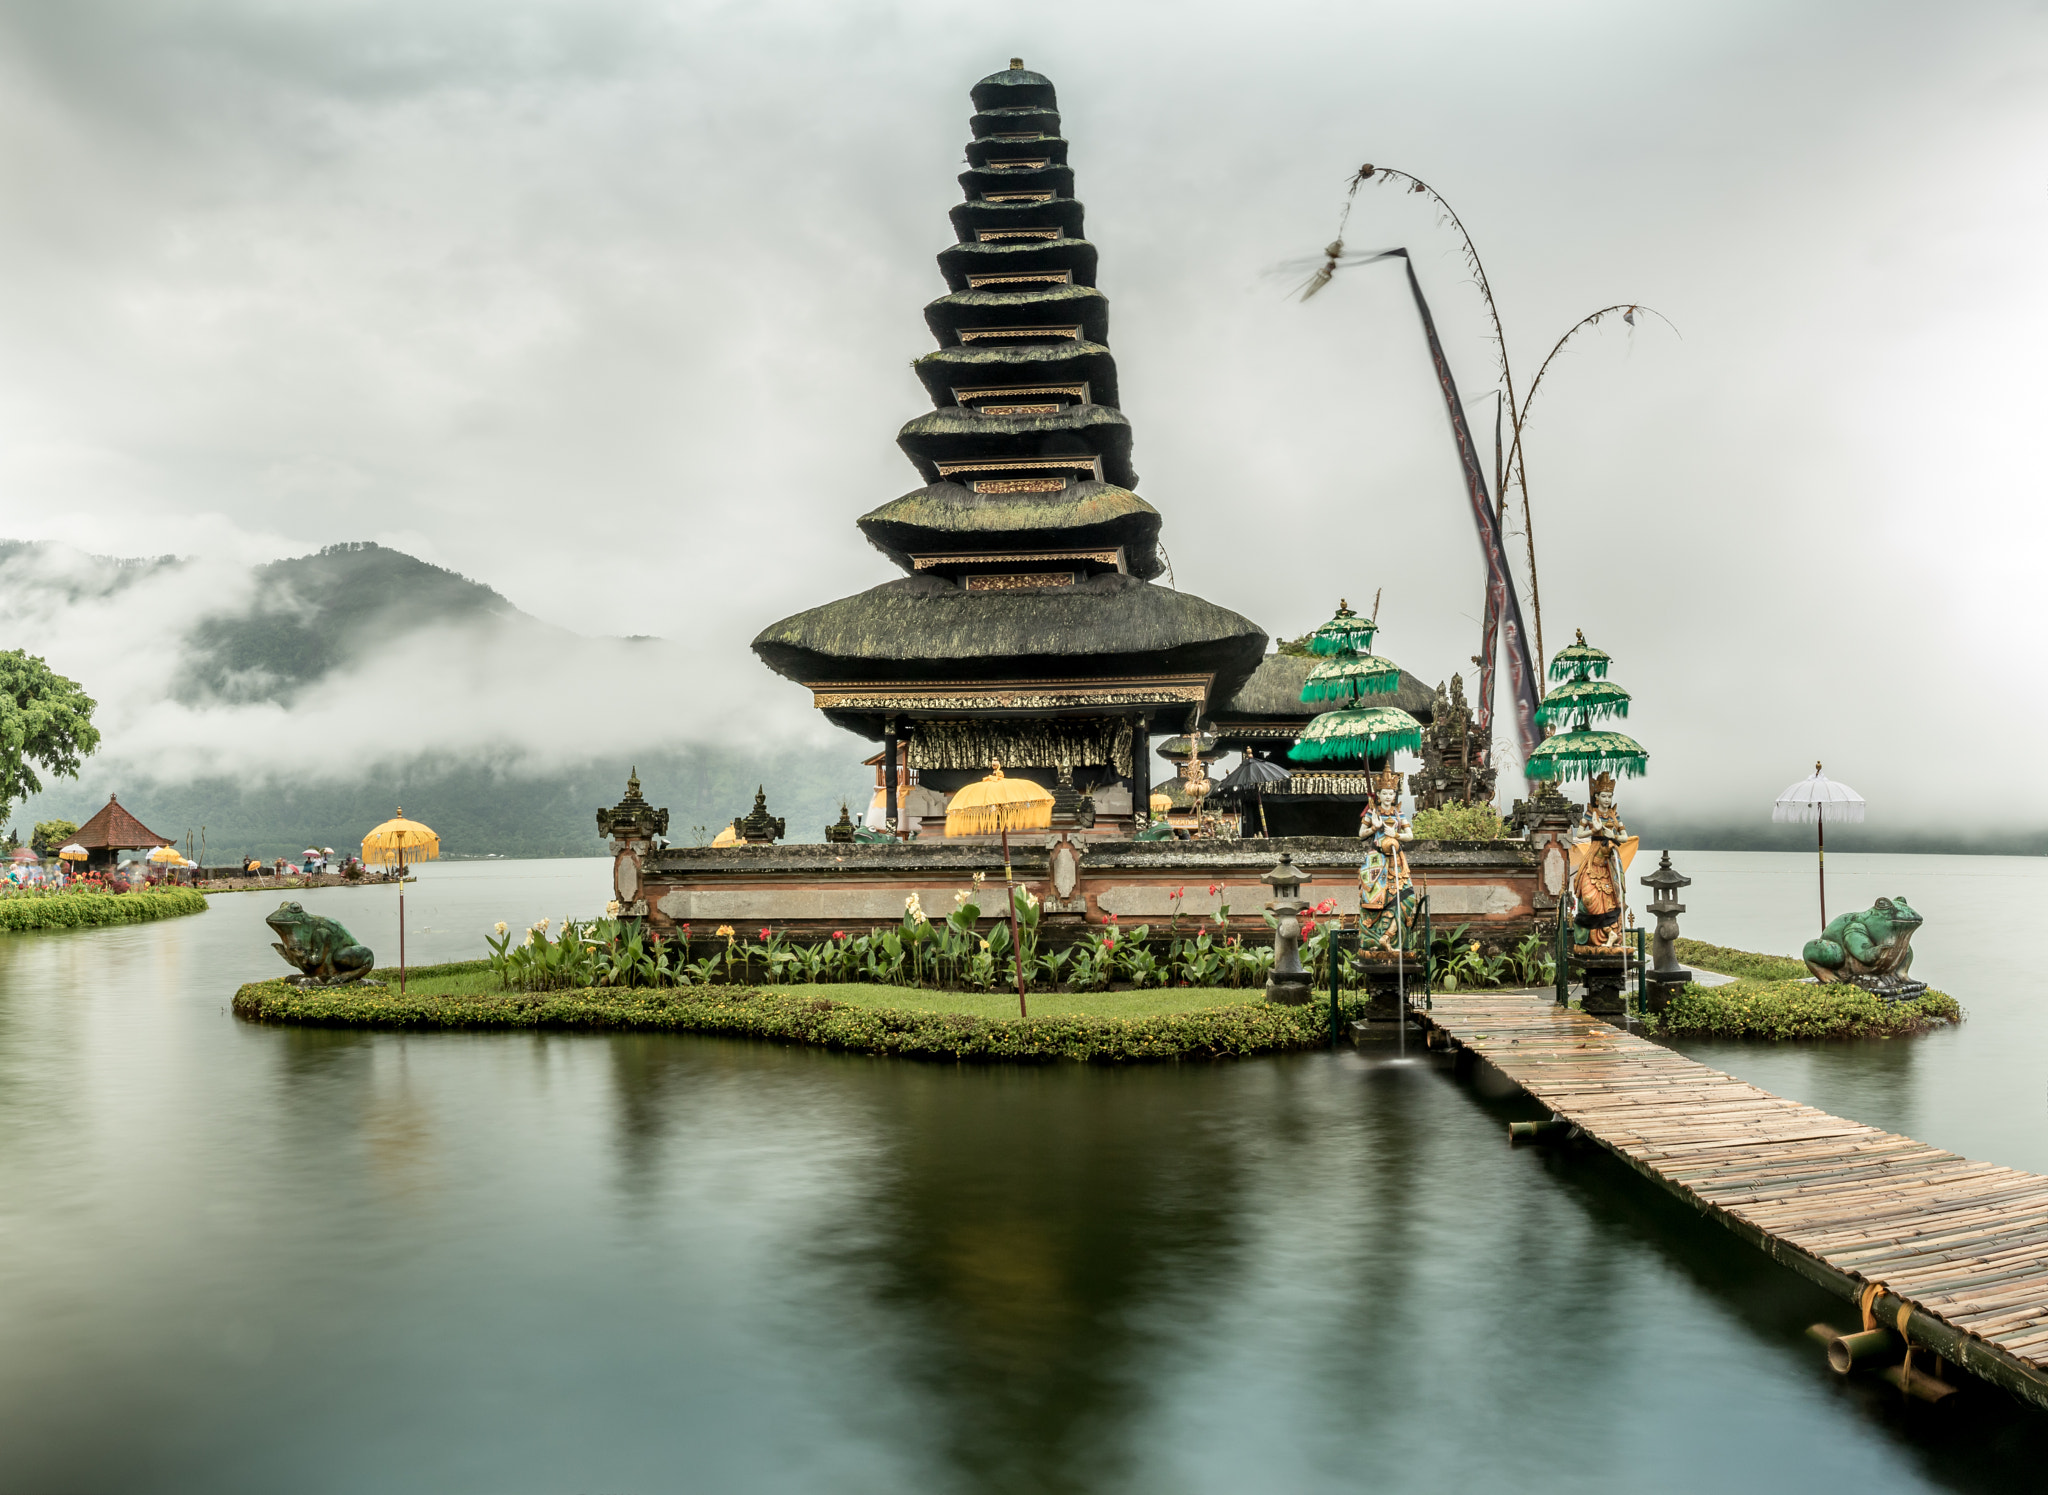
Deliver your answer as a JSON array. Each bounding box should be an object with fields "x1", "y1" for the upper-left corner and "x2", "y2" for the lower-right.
[{"x1": 0, "y1": 886, "x2": 208, "y2": 932}]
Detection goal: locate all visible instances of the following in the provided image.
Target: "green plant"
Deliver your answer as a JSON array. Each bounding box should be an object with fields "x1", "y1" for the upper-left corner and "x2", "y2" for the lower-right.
[
  {"x1": 0, "y1": 886, "x2": 206, "y2": 932},
  {"x1": 1411, "y1": 803, "x2": 1505, "y2": 840}
]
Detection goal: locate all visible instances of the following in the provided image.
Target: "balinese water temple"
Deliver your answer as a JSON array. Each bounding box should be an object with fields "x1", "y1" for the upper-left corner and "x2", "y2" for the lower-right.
[{"x1": 603, "y1": 62, "x2": 1542, "y2": 945}]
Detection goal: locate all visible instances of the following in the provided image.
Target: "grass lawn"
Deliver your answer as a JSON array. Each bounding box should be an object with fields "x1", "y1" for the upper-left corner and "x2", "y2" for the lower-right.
[{"x1": 377, "y1": 965, "x2": 1265, "y2": 1020}]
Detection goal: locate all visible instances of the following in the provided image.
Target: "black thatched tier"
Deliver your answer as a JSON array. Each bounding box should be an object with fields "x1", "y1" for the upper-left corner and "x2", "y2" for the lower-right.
[
  {"x1": 951, "y1": 197, "x2": 1085, "y2": 242},
  {"x1": 858, "y1": 481, "x2": 1163, "y2": 578},
  {"x1": 916, "y1": 341, "x2": 1120, "y2": 410},
  {"x1": 923, "y1": 284, "x2": 1108, "y2": 347},
  {"x1": 1210, "y1": 653, "x2": 1437, "y2": 726},
  {"x1": 936, "y1": 236, "x2": 1097, "y2": 292},
  {"x1": 958, "y1": 164, "x2": 1074, "y2": 199},
  {"x1": 752, "y1": 572, "x2": 1265, "y2": 699},
  {"x1": 964, "y1": 135, "x2": 1069, "y2": 170},
  {"x1": 971, "y1": 67, "x2": 1057, "y2": 113},
  {"x1": 895, "y1": 404, "x2": 1135, "y2": 490},
  {"x1": 971, "y1": 106, "x2": 1061, "y2": 140}
]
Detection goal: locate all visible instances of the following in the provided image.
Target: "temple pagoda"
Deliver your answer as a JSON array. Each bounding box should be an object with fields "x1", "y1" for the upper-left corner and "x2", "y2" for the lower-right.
[{"x1": 753, "y1": 62, "x2": 1266, "y2": 830}]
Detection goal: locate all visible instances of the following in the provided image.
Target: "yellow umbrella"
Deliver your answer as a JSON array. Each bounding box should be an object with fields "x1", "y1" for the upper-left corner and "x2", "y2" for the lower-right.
[
  {"x1": 709, "y1": 825, "x2": 739, "y2": 848},
  {"x1": 57, "y1": 843, "x2": 87, "y2": 862},
  {"x1": 361, "y1": 808, "x2": 440, "y2": 997},
  {"x1": 1149, "y1": 792, "x2": 1173, "y2": 815},
  {"x1": 361, "y1": 808, "x2": 441, "y2": 871},
  {"x1": 147, "y1": 845, "x2": 182, "y2": 864},
  {"x1": 943, "y1": 764, "x2": 1053, "y2": 1017}
]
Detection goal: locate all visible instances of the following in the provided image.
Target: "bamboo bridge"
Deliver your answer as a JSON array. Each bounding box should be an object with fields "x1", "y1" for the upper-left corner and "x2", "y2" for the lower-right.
[{"x1": 1412, "y1": 990, "x2": 2048, "y2": 1413}]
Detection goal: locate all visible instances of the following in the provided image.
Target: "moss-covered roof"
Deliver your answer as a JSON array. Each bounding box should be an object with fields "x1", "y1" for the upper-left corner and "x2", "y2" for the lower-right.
[
  {"x1": 895, "y1": 403, "x2": 1135, "y2": 489},
  {"x1": 970, "y1": 67, "x2": 1057, "y2": 113},
  {"x1": 958, "y1": 164, "x2": 1074, "y2": 199},
  {"x1": 858, "y1": 481, "x2": 1162, "y2": 578},
  {"x1": 951, "y1": 196, "x2": 1085, "y2": 242},
  {"x1": 970, "y1": 105, "x2": 1061, "y2": 140},
  {"x1": 753, "y1": 572, "x2": 1266, "y2": 697},
  {"x1": 1211, "y1": 653, "x2": 1436, "y2": 723},
  {"x1": 916, "y1": 340, "x2": 1120, "y2": 410},
  {"x1": 964, "y1": 136, "x2": 1069, "y2": 170},
  {"x1": 924, "y1": 283, "x2": 1108, "y2": 346},
  {"x1": 936, "y1": 235, "x2": 1097, "y2": 292}
]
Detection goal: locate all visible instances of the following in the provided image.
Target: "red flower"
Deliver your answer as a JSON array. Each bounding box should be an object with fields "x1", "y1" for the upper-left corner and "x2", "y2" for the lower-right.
[
  {"x1": 1303, "y1": 918, "x2": 1318, "y2": 935},
  {"x1": 759, "y1": 926, "x2": 771, "y2": 941},
  {"x1": 1105, "y1": 912, "x2": 1119, "y2": 922},
  {"x1": 1313, "y1": 898, "x2": 1336, "y2": 915},
  {"x1": 832, "y1": 930, "x2": 846, "y2": 940},
  {"x1": 1170, "y1": 885, "x2": 1185, "y2": 900},
  {"x1": 1207, "y1": 882, "x2": 1221, "y2": 896}
]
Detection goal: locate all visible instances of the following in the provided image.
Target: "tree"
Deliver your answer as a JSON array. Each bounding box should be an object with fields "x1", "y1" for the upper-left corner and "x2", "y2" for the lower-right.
[
  {"x1": 31, "y1": 818, "x2": 79, "y2": 856},
  {"x1": 0, "y1": 651, "x2": 101, "y2": 826}
]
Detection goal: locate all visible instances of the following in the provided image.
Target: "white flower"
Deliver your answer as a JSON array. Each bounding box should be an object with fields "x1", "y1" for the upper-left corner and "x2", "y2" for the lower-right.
[
  {"x1": 494, "y1": 921, "x2": 508, "y2": 937},
  {"x1": 606, "y1": 900, "x2": 621, "y2": 917},
  {"x1": 972, "y1": 871, "x2": 986, "y2": 885},
  {"x1": 537, "y1": 917, "x2": 551, "y2": 934},
  {"x1": 954, "y1": 889, "x2": 970, "y2": 906}
]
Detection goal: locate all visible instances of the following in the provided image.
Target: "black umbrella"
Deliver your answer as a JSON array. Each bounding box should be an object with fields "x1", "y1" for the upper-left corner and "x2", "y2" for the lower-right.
[{"x1": 1217, "y1": 757, "x2": 1290, "y2": 838}]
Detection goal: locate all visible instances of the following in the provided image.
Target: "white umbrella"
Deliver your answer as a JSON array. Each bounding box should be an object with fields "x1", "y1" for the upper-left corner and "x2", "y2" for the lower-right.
[{"x1": 1773, "y1": 761, "x2": 1865, "y2": 928}]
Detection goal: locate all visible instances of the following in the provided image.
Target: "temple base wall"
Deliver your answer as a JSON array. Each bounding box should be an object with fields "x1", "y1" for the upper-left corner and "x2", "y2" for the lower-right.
[{"x1": 627, "y1": 838, "x2": 1540, "y2": 950}]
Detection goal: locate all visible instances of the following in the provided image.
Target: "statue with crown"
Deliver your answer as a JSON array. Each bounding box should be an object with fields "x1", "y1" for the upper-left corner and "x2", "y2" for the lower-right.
[
  {"x1": 1357, "y1": 766, "x2": 1422, "y2": 952},
  {"x1": 1525, "y1": 630, "x2": 1649, "y2": 1011}
]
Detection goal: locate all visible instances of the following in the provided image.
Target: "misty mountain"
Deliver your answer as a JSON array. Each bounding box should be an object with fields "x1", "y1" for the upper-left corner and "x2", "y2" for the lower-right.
[{"x1": 173, "y1": 542, "x2": 537, "y2": 706}]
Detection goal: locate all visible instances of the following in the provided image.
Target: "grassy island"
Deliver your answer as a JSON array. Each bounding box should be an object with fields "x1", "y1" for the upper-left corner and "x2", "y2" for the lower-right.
[
  {"x1": 0, "y1": 887, "x2": 208, "y2": 933},
  {"x1": 1650, "y1": 938, "x2": 1961, "y2": 1040},
  {"x1": 232, "y1": 963, "x2": 1362, "y2": 1062}
]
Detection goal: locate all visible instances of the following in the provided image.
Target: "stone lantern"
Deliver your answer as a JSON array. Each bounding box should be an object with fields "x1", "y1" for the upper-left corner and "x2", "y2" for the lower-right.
[
  {"x1": 1263, "y1": 852, "x2": 1314, "y2": 1005},
  {"x1": 1640, "y1": 850, "x2": 1694, "y2": 1011}
]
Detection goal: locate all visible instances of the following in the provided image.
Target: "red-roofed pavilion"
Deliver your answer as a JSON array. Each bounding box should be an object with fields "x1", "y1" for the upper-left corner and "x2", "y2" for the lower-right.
[{"x1": 73, "y1": 794, "x2": 172, "y2": 870}]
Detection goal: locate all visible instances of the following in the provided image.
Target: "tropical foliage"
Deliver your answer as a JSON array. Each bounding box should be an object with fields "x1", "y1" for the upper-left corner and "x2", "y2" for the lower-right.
[
  {"x1": 0, "y1": 651, "x2": 100, "y2": 825},
  {"x1": 1410, "y1": 804, "x2": 1506, "y2": 841},
  {"x1": 0, "y1": 886, "x2": 206, "y2": 931}
]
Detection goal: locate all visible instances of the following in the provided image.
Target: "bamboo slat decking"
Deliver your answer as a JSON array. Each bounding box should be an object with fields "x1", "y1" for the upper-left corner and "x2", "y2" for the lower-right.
[{"x1": 1416, "y1": 991, "x2": 2048, "y2": 1411}]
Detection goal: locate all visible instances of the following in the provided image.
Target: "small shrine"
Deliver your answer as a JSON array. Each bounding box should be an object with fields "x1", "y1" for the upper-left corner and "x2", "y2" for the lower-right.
[{"x1": 72, "y1": 793, "x2": 174, "y2": 871}]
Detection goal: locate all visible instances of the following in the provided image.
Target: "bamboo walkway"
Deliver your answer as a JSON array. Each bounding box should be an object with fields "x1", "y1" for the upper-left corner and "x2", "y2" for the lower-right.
[{"x1": 1416, "y1": 990, "x2": 2048, "y2": 1412}]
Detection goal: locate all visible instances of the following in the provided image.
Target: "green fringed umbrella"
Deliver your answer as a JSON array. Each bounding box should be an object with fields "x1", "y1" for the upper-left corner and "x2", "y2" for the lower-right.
[
  {"x1": 1291, "y1": 705, "x2": 1423, "y2": 764},
  {"x1": 1302, "y1": 653, "x2": 1400, "y2": 703},
  {"x1": 1534, "y1": 677, "x2": 1631, "y2": 728},
  {"x1": 1308, "y1": 600, "x2": 1378, "y2": 657},
  {"x1": 1524, "y1": 729, "x2": 1648, "y2": 782},
  {"x1": 1548, "y1": 628, "x2": 1611, "y2": 682}
]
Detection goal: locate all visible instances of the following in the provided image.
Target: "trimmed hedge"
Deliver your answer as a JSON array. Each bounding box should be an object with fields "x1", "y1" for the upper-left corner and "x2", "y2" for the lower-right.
[
  {"x1": 1673, "y1": 938, "x2": 1810, "y2": 982},
  {"x1": 1652, "y1": 978, "x2": 1959, "y2": 1040},
  {"x1": 0, "y1": 888, "x2": 208, "y2": 932},
  {"x1": 232, "y1": 976, "x2": 1359, "y2": 1062}
]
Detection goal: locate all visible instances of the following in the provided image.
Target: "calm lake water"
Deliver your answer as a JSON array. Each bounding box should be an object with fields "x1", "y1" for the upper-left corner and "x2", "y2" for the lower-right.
[{"x1": 0, "y1": 851, "x2": 2042, "y2": 1493}]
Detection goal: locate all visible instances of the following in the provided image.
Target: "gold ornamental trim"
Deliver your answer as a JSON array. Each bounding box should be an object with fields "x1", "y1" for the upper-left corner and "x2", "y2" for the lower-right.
[
  {"x1": 984, "y1": 132, "x2": 1047, "y2": 142},
  {"x1": 976, "y1": 228, "x2": 1060, "y2": 241},
  {"x1": 935, "y1": 455, "x2": 1102, "y2": 480},
  {"x1": 952, "y1": 382, "x2": 1089, "y2": 404},
  {"x1": 956, "y1": 325, "x2": 1082, "y2": 343},
  {"x1": 965, "y1": 270, "x2": 1073, "y2": 289},
  {"x1": 984, "y1": 158, "x2": 1051, "y2": 171},
  {"x1": 978, "y1": 403, "x2": 1060, "y2": 416},
  {"x1": 911, "y1": 547, "x2": 1123, "y2": 571},
  {"x1": 808, "y1": 674, "x2": 1213, "y2": 713},
  {"x1": 980, "y1": 191, "x2": 1054, "y2": 204}
]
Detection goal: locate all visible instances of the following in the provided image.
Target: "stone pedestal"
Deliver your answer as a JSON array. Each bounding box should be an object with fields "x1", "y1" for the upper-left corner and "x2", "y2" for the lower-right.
[
  {"x1": 1575, "y1": 952, "x2": 1629, "y2": 1017},
  {"x1": 1263, "y1": 852, "x2": 1314, "y2": 1005},
  {"x1": 1356, "y1": 954, "x2": 1422, "y2": 1023},
  {"x1": 1643, "y1": 968, "x2": 1692, "y2": 1014}
]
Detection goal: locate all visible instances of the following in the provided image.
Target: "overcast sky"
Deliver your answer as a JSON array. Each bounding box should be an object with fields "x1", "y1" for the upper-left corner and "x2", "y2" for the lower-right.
[{"x1": 0, "y1": 0, "x2": 2042, "y2": 827}]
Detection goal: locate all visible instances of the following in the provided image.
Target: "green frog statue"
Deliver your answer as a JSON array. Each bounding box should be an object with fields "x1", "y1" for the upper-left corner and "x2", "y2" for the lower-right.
[
  {"x1": 266, "y1": 901, "x2": 376, "y2": 985},
  {"x1": 1802, "y1": 896, "x2": 1926, "y2": 999}
]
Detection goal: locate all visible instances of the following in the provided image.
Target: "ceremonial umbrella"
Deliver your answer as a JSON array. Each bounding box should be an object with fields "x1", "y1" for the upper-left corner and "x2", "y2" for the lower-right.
[
  {"x1": 944, "y1": 764, "x2": 1054, "y2": 1017},
  {"x1": 1218, "y1": 756, "x2": 1290, "y2": 838},
  {"x1": 1774, "y1": 761, "x2": 1865, "y2": 928},
  {"x1": 1291, "y1": 705, "x2": 1424, "y2": 764},
  {"x1": 1525, "y1": 630, "x2": 1647, "y2": 783},
  {"x1": 146, "y1": 845, "x2": 182, "y2": 864},
  {"x1": 361, "y1": 809, "x2": 441, "y2": 995},
  {"x1": 57, "y1": 843, "x2": 87, "y2": 861},
  {"x1": 8, "y1": 848, "x2": 37, "y2": 863}
]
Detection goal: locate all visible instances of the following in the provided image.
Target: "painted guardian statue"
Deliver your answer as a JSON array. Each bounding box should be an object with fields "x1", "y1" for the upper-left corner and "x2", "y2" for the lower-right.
[
  {"x1": 1802, "y1": 897, "x2": 1925, "y2": 998},
  {"x1": 266, "y1": 901, "x2": 376, "y2": 985}
]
